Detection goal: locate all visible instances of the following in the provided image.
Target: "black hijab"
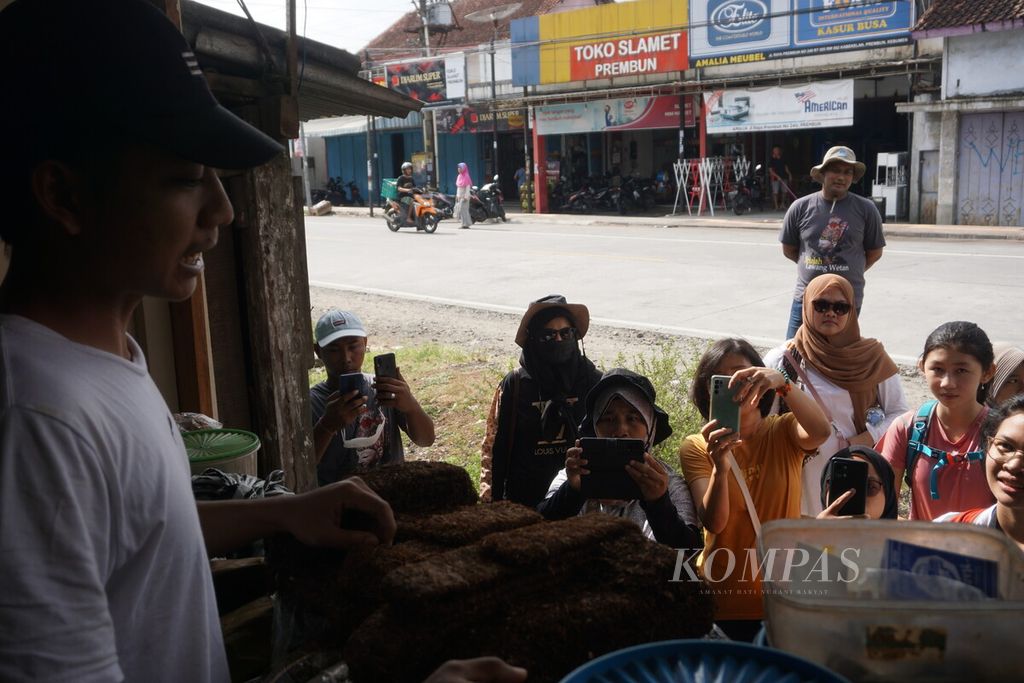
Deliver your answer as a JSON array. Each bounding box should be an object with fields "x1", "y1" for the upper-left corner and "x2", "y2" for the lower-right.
[{"x1": 819, "y1": 446, "x2": 898, "y2": 520}]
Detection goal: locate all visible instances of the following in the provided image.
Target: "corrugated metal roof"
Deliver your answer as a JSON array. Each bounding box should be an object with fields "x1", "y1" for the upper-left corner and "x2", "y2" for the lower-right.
[{"x1": 302, "y1": 113, "x2": 423, "y2": 137}]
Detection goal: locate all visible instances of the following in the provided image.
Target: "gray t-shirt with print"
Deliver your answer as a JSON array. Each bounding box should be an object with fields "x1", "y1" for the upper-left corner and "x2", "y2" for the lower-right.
[
  {"x1": 779, "y1": 191, "x2": 885, "y2": 306},
  {"x1": 310, "y1": 373, "x2": 407, "y2": 485}
]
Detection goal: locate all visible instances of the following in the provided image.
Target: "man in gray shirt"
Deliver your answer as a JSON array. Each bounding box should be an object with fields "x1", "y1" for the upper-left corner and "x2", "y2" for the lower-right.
[{"x1": 780, "y1": 146, "x2": 885, "y2": 339}]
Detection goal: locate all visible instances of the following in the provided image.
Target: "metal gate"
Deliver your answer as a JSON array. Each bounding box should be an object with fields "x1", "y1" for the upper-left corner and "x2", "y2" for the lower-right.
[{"x1": 957, "y1": 112, "x2": 1024, "y2": 226}]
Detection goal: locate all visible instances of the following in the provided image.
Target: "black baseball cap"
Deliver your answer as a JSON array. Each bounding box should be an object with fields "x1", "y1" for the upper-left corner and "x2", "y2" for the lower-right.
[{"x1": 0, "y1": 0, "x2": 284, "y2": 169}]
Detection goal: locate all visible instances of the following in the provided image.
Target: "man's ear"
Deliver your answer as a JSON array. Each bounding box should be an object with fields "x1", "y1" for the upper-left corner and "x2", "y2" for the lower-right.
[
  {"x1": 313, "y1": 343, "x2": 323, "y2": 360},
  {"x1": 30, "y1": 160, "x2": 87, "y2": 236}
]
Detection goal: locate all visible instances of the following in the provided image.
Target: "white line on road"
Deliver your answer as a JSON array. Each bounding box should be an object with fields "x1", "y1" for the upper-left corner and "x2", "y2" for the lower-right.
[
  {"x1": 309, "y1": 279, "x2": 922, "y2": 364},
  {"x1": 309, "y1": 225, "x2": 1024, "y2": 259}
]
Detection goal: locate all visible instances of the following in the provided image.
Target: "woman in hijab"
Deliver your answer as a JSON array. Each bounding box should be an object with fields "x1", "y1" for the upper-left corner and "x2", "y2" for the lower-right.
[
  {"x1": 988, "y1": 343, "x2": 1024, "y2": 405},
  {"x1": 818, "y1": 446, "x2": 899, "y2": 519},
  {"x1": 538, "y1": 369, "x2": 702, "y2": 551},
  {"x1": 480, "y1": 295, "x2": 602, "y2": 509},
  {"x1": 455, "y1": 162, "x2": 473, "y2": 229},
  {"x1": 764, "y1": 273, "x2": 908, "y2": 515}
]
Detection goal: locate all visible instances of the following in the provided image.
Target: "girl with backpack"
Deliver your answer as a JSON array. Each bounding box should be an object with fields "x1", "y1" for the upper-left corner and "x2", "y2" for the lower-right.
[
  {"x1": 936, "y1": 394, "x2": 1024, "y2": 551},
  {"x1": 879, "y1": 321, "x2": 997, "y2": 520}
]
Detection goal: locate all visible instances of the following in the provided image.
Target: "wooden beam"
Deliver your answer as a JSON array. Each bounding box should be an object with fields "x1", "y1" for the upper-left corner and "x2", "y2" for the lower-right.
[{"x1": 168, "y1": 274, "x2": 218, "y2": 418}]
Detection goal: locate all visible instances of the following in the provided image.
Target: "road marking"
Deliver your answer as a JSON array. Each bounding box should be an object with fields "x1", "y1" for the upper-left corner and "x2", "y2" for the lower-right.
[{"x1": 308, "y1": 225, "x2": 1024, "y2": 259}]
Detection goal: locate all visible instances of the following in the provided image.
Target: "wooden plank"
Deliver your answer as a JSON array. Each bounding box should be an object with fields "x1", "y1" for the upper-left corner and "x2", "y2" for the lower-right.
[
  {"x1": 229, "y1": 156, "x2": 317, "y2": 493},
  {"x1": 168, "y1": 274, "x2": 217, "y2": 418}
]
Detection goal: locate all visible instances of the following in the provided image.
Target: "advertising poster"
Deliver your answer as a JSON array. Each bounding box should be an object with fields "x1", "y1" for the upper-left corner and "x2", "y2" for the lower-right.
[
  {"x1": 443, "y1": 54, "x2": 466, "y2": 100},
  {"x1": 689, "y1": 0, "x2": 914, "y2": 65},
  {"x1": 792, "y1": 0, "x2": 914, "y2": 49},
  {"x1": 689, "y1": 0, "x2": 791, "y2": 65},
  {"x1": 536, "y1": 95, "x2": 683, "y2": 136},
  {"x1": 435, "y1": 105, "x2": 527, "y2": 134},
  {"x1": 386, "y1": 59, "x2": 461, "y2": 105},
  {"x1": 703, "y1": 79, "x2": 853, "y2": 133}
]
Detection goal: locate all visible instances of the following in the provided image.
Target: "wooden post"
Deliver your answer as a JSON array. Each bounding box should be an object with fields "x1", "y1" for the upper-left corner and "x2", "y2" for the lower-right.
[
  {"x1": 533, "y1": 127, "x2": 547, "y2": 213},
  {"x1": 228, "y1": 157, "x2": 317, "y2": 492}
]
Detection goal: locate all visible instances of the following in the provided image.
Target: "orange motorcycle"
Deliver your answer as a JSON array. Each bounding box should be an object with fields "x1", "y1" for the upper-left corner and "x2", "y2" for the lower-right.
[{"x1": 385, "y1": 188, "x2": 440, "y2": 233}]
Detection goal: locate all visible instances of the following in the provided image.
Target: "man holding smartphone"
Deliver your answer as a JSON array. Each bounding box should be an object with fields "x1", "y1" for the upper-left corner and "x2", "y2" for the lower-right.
[{"x1": 311, "y1": 309, "x2": 435, "y2": 485}]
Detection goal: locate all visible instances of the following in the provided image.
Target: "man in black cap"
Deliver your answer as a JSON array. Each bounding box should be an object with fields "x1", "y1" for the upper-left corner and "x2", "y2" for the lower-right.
[
  {"x1": 0, "y1": 2, "x2": 402, "y2": 680},
  {"x1": 480, "y1": 295, "x2": 602, "y2": 508}
]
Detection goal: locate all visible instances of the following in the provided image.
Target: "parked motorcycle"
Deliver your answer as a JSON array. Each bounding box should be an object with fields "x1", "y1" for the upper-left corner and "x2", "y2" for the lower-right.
[
  {"x1": 470, "y1": 175, "x2": 507, "y2": 223},
  {"x1": 384, "y1": 189, "x2": 440, "y2": 233},
  {"x1": 345, "y1": 181, "x2": 364, "y2": 207},
  {"x1": 731, "y1": 164, "x2": 766, "y2": 215},
  {"x1": 427, "y1": 189, "x2": 455, "y2": 220}
]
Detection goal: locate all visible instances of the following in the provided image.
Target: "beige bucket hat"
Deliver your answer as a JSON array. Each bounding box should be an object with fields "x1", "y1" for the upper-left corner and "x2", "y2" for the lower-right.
[{"x1": 810, "y1": 146, "x2": 866, "y2": 183}]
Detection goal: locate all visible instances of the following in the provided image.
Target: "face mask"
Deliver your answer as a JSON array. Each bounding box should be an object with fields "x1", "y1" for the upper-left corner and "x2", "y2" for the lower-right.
[{"x1": 535, "y1": 339, "x2": 576, "y2": 364}]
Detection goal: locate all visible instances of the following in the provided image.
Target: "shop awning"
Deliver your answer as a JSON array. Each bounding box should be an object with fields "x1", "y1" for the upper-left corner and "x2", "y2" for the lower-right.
[{"x1": 181, "y1": 1, "x2": 421, "y2": 120}]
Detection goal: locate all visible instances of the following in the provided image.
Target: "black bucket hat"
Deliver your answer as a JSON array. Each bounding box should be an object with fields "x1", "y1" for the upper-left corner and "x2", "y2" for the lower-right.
[{"x1": 578, "y1": 368, "x2": 673, "y2": 447}]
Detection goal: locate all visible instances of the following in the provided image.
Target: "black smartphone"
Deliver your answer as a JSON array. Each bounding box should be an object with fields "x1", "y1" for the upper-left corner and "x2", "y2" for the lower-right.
[
  {"x1": 827, "y1": 457, "x2": 868, "y2": 516},
  {"x1": 374, "y1": 353, "x2": 397, "y2": 380},
  {"x1": 579, "y1": 437, "x2": 645, "y2": 500},
  {"x1": 709, "y1": 375, "x2": 741, "y2": 434},
  {"x1": 337, "y1": 372, "x2": 366, "y2": 397}
]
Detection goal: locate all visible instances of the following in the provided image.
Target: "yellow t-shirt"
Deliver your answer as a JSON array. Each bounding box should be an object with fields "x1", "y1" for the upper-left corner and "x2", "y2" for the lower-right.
[{"x1": 677, "y1": 413, "x2": 805, "y2": 620}]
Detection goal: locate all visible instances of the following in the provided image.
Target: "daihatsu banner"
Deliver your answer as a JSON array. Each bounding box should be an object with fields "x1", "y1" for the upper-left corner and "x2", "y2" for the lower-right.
[{"x1": 703, "y1": 79, "x2": 853, "y2": 134}]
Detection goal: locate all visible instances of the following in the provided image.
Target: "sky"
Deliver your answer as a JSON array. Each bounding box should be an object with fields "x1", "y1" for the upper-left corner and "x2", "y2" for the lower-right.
[{"x1": 194, "y1": 0, "x2": 416, "y2": 55}]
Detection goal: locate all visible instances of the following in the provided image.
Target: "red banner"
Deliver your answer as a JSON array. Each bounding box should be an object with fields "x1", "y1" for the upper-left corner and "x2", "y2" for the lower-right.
[{"x1": 569, "y1": 31, "x2": 687, "y2": 81}]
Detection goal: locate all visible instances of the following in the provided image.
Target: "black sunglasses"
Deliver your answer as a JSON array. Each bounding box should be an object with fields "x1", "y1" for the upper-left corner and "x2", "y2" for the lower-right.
[
  {"x1": 811, "y1": 299, "x2": 852, "y2": 315},
  {"x1": 536, "y1": 326, "x2": 576, "y2": 343}
]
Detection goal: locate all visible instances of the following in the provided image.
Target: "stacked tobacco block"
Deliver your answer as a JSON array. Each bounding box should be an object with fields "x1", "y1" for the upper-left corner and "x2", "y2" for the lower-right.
[{"x1": 269, "y1": 462, "x2": 713, "y2": 683}]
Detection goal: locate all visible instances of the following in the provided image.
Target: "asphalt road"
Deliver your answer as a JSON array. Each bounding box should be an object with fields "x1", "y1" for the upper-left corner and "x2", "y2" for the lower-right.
[{"x1": 305, "y1": 214, "x2": 1024, "y2": 363}]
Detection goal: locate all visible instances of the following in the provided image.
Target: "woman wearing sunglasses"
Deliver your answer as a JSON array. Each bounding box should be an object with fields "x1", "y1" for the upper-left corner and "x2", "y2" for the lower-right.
[
  {"x1": 764, "y1": 274, "x2": 907, "y2": 515},
  {"x1": 817, "y1": 446, "x2": 899, "y2": 519},
  {"x1": 936, "y1": 395, "x2": 1024, "y2": 551}
]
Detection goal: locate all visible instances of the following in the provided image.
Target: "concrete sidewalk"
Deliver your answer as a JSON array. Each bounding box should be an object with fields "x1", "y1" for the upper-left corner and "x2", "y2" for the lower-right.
[{"x1": 324, "y1": 204, "x2": 1024, "y2": 241}]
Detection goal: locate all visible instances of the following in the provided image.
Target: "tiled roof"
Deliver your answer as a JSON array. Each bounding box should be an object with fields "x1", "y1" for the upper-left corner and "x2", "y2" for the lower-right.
[
  {"x1": 362, "y1": 0, "x2": 578, "y2": 61},
  {"x1": 914, "y1": 0, "x2": 1024, "y2": 33}
]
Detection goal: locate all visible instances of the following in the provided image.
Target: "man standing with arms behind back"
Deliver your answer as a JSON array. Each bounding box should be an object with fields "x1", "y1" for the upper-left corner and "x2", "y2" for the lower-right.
[{"x1": 780, "y1": 146, "x2": 885, "y2": 340}]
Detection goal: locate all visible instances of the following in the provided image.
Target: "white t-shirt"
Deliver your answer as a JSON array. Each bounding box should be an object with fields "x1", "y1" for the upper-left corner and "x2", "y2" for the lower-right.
[
  {"x1": 764, "y1": 345, "x2": 908, "y2": 516},
  {"x1": 0, "y1": 315, "x2": 227, "y2": 682}
]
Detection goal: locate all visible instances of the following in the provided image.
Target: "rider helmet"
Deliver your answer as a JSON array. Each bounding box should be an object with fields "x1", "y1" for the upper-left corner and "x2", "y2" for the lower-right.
[{"x1": 401, "y1": 161, "x2": 413, "y2": 172}]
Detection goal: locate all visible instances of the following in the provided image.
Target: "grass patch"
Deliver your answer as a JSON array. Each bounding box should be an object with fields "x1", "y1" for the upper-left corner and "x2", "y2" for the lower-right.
[
  {"x1": 612, "y1": 342, "x2": 708, "y2": 467},
  {"x1": 309, "y1": 341, "x2": 708, "y2": 487}
]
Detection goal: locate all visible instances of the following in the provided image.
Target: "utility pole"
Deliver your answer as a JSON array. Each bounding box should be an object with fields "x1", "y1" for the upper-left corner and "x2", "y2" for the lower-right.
[
  {"x1": 419, "y1": 0, "x2": 436, "y2": 189},
  {"x1": 490, "y1": 28, "x2": 498, "y2": 181}
]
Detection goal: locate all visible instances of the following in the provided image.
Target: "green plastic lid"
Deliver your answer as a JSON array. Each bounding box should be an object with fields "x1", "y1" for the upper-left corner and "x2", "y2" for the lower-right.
[{"x1": 183, "y1": 428, "x2": 261, "y2": 463}]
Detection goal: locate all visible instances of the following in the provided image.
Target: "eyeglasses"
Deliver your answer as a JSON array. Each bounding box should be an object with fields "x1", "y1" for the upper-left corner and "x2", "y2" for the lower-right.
[
  {"x1": 811, "y1": 299, "x2": 852, "y2": 316},
  {"x1": 988, "y1": 437, "x2": 1024, "y2": 464},
  {"x1": 536, "y1": 326, "x2": 576, "y2": 343}
]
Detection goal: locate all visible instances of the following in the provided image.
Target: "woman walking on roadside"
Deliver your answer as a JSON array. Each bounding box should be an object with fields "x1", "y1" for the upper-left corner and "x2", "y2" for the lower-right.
[{"x1": 455, "y1": 162, "x2": 473, "y2": 229}]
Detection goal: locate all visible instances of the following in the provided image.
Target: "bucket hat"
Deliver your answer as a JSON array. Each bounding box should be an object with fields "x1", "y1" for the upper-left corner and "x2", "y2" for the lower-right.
[
  {"x1": 514, "y1": 295, "x2": 591, "y2": 348},
  {"x1": 810, "y1": 146, "x2": 866, "y2": 183}
]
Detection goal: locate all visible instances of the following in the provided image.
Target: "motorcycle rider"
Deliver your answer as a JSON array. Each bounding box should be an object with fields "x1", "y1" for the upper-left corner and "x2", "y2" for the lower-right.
[{"x1": 396, "y1": 161, "x2": 416, "y2": 226}]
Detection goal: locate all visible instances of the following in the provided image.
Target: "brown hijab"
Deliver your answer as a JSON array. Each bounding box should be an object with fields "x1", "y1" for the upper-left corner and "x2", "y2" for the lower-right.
[{"x1": 791, "y1": 274, "x2": 898, "y2": 432}]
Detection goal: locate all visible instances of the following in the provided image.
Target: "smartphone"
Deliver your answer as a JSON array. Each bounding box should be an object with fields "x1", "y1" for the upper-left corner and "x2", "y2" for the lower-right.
[
  {"x1": 578, "y1": 437, "x2": 645, "y2": 501},
  {"x1": 827, "y1": 457, "x2": 868, "y2": 516},
  {"x1": 709, "y1": 375, "x2": 741, "y2": 434},
  {"x1": 374, "y1": 353, "x2": 397, "y2": 380},
  {"x1": 337, "y1": 372, "x2": 366, "y2": 397}
]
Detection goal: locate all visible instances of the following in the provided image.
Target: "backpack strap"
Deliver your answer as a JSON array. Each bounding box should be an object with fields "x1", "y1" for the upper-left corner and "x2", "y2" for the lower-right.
[{"x1": 905, "y1": 400, "x2": 985, "y2": 500}]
